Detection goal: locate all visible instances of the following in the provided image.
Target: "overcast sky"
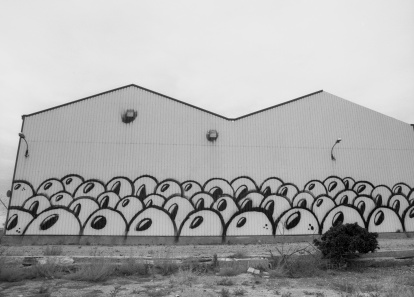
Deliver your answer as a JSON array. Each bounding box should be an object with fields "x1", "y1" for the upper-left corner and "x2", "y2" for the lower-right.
[{"x1": 0, "y1": 0, "x2": 413, "y2": 219}]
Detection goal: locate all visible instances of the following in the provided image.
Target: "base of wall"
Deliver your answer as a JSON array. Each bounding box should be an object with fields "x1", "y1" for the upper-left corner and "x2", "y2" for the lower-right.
[{"x1": 1, "y1": 232, "x2": 411, "y2": 246}]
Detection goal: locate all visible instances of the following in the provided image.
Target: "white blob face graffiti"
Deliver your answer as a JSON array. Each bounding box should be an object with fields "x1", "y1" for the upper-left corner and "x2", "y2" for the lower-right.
[
  {"x1": 304, "y1": 180, "x2": 327, "y2": 198},
  {"x1": 368, "y1": 207, "x2": 403, "y2": 233},
  {"x1": 155, "y1": 180, "x2": 182, "y2": 199},
  {"x1": 61, "y1": 175, "x2": 84, "y2": 195},
  {"x1": 133, "y1": 176, "x2": 158, "y2": 200},
  {"x1": 312, "y1": 196, "x2": 336, "y2": 225},
  {"x1": 260, "y1": 195, "x2": 291, "y2": 223},
  {"x1": 324, "y1": 177, "x2": 345, "y2": 199},
  {"x1": 321, "y1": 205, "x2": 365, "y2": 233},
  {"x1": 353, "y1": 196, "x2": 376, "y2": 221},
  {"x1": 204, "y1": 179, "x2": 234, "y2": 200},
  {"x1": 275, "y1": 208, "x2": 319, "y2": 235},
  {"x1": 181, "y1": 181, "x2": 202, "y2": 199},
  {"x1": 226, "y1": 211, "x2": 273, "y2": 236},
  {"x1": 11, "y1": 181, "x2": 34, "y2": 207},
  {"x1": 403, "y1": 206, "x2": 414, "y2": 232},
  {"x1": 388, "y1": 195, "x2": 409, "y2": 218},
  {"x1": 211, "y1": 196, "x2": 239, "y2": 224},
  {"x1": 50, "y1": 192, "x2": 73, "y2": 207},
  {"x1": 106, "y1": 177, "x2": 133, "y2": 199},
  {"x1": 334, "y1": 190, "x2": 358, "y2": 206},
  {"x1": 74, "y1": 180, "x2": 105, "y2": 199},
  {"x1": 292, "y1": 192, "x2": 315, "y2": 210},
  {"x1": 97, "y1": 192, "x2": 120, "y2": 209},
  {"x1": 115, "y1": 196, "x2": 144, "y2": 224},
  {"x1": 163, "y1": 196, "x2": 195, "y2": 229},
  {"x1": 5, "y1": 209, "x2": 33, "y2": 235},
  {"x1": 24, "y1": 208, "x2": 81, "y2": 235},
  {"x1": 180, "y1": 210, "x2": 223, "y2": 236},
  {"x1": 128, "y1": 207, "x2": 176, "y2": 236},
  {"x1": 392, "y1": 183, "x2": 411, "y2": 197},
  {"x1": 353, "y1": 182, "x2": 374, "y2": 197},
  {"x1": 260, "y1": 177, "x2": 284, "y2": 198},
  {"x1": 37, "y1": 179, "x2": 64, "y2": 198},
  {"x1": 237, "y1": 192, "x2": 264, "y2": 211},
  {"x1": 143, "y1": 194, "x2": 166, "y2": 208},
  {"x1": 231, "y1": 177, "x2": 258, "y2": 200},
  {"x1": 83, "y1": 209, "x2": 126, "y2": 236},
  {"x1": 371, "y1": 186, "x2": 392, "y2": 207},
  {"x1": 69, "y1": 198, "x2": 100, "y2": 226},
  {"x1": 22, "y1": 195, "x2": 51, "y2": 216},
  {"x1": 190, "y1": 193, "x2": 215, "y2": 210},
  {"x1": 276, "y1": 184, "x2": 299, "y2": 203}
]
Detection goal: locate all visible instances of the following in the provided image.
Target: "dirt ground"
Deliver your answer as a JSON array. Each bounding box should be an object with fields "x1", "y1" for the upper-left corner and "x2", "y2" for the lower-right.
[
  {"x1": 1, "y1": 266, "x2": 414, "y2": 297},
  {"x1": 1, "y1": 238, "x2": 414, "y2": 296},
  {"x1": 2, "y1": 237, "x2": 414, "y2": 258}
]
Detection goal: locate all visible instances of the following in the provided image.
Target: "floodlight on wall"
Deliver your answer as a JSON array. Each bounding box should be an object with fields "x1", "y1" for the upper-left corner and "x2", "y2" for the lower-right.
[
  {"x1": 331, "y1": 138, "x2": 342, "y2": 161},
  {"x1": 206, "y1": 130, "x2": 219, "y2": 142},
  {"x1": 18, "y1": 133, "x2": 29, "y2": 157},
  {"x1": 121, "y1": 109, "x2": 137, "y2": 124}
]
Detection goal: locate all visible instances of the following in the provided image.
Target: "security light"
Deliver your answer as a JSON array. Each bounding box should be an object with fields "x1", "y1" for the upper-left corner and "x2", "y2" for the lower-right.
[
  {"x1": 331, "y1": 138, "x2": 342, "y2": 161},
  {"x1": 19, "y1": 133, "x2": 29, "y2": 157},
  {"x1": 206, "y1": 130, "x2": 219, "y2": 142}
]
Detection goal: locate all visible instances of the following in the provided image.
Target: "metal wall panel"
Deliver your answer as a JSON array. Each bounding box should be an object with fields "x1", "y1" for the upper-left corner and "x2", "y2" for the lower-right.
[{"x1": 7, "y1": 86, "x2": 414, "y2": 237}]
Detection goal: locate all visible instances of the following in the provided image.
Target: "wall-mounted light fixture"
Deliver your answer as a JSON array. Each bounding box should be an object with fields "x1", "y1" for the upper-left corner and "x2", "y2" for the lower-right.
[
  {"x1": 19, "y1": 133, "x2": 29, "y2": 158},
  {"x1": 206, "y1": 130, "x2": 219, "y2": 142},
  {"x1": 121, "y1": 109, "x2": 137, "y2": 124},
  {"x1": 331, "y1": 138, "x2": 342, "y2": 161}
]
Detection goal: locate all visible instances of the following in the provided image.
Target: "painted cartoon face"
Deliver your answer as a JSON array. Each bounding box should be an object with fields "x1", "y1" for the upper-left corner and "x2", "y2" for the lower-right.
[
  {"x1": 5, "y1": 209, "x2": 33, "y2": 235},
  {"x1": 163, "y1": 196, "x2": 195, "y2": 229},
  {"x1": 353, "y1": 181, "x2": 374, "y2": 196},
  {"x1": 24, "y1": 208, "x2": 81, "y2": 235},
  {"x1": 155, "y1": 180, "x2": 182, "y2": 199},
  {"x1": 143, "y1": 194, "x2": 166, "y2": 208},
  {"x1": 409, "y1": 190, "x2": 414, "y2": 206},
  {"x1": 321, "y1": 205, "x2": 365, "y2": 233},
  {"x1": 334, "y1": 190, "x2": 357, "y2": 206},
  {"x1": 115, "y1": 196, "x2": 144, "y2": 224},
  {"x1": 128, "y1": 207, "x2": 176, "y2": 236},
  {"x1": 275, "y1": 208, "x2": 319, "y2": 235},
  {"x1": 226, "y1": 211, "x2": 273, "y2": 236},
  {"x1": 303, "y1": 180, "x2": 326, "y2": 198},
  {"x1": 179, "y1": 210, "x2": 223, "y2": 237},
  {"x1": 371, "y1": 186, "x2": 392, "y2": 207},
  {"x1": 83, "y1": 209, "x2": 127, "y2": 236},
  {"x1": 211, "y1": 196, "x2": 239, "y2": 224},
  {"x1": 312, "y1": 196, "x2": 336, "y2": 225},
  {"x1": 69, "y1": 198, "x2": 100, "y2": 226},
  {"x1": 133, "y1": 175, "x2": 158, "y2": 200},
  {"x1": 10, "y1": 181, "x2": 34, "y2": 207},
  {"x1": 203, "y1": 179, "x2": 234, "y2": 200},
  {"x1": 388, "y1": 195, "x2": 409, "y2": 218},
  {"x1": 61, "y1": 175, "x2": 84, "y2": 195},
  {"x1": 260, "y1": 177, "x2": 284, "y2": 197},
  {"x1": 237, "y1": 192, "x2": 264, "y2": 211},
  {"x1": 323, "y1": 177, "x2": 345, "y2": 199},
  {"x1": 260, "y1": 195, "x2": 291, "y2": 223},
  {"x1": 22, "y1": 195, "x2": 51, "y2": 216},
  {"x1": 106, "y1": 177, "x2": 133, "y2": 198},
  {"x1": 181, "y1": 181, "x2": 202, "y2": 199},
  {"x1": 50, "y1": 192, "x2": 73, "y2": 207},
  {"x1": 368, "y1": 208, "x2": 403, "y2": 233},
  {"x1": 403, "y1": 206, "x2": 414, "y2": 232},
  {"x1": 74, "y1": 180, "x2": 105, "y2": 199},
  {"x1": 231, "y1": 177, "x2": 258, "y2": 200},
  {"x1": 392, "y1": 183, "x2": 411, "y2": 197},
  {"x1": 292, "y1": 192, "x2": 315, "y2": 210},
  {"x1": 190, "y1": 193, "x2": 215, "y2": 210},
  {"x1": 276, "y1": 184, "x2": 299, "y2": 203},
  {"x1": 37, "y1": 179, "x2": 64, "y2": 198},
  {"x1": 343, "y1": 177, "x2": 355, "y2": 190},
  {"x1": 353, "y1": 196, "x2": 376, "y2": 221},
  {"x1": 97, "y1": 192, "x2": 120, "y2": 209}
]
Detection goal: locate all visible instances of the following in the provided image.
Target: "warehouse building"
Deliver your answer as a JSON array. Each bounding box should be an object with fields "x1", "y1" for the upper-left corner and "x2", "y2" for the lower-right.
[{"x1": 4, "y1": 84, "x2": 414, "y2": 244}]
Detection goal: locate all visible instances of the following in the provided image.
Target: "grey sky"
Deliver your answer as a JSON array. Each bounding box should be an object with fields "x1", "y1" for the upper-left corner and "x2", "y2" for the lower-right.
[{"x1": 0, "y1": 0, "x2": 413, "y2": 220}]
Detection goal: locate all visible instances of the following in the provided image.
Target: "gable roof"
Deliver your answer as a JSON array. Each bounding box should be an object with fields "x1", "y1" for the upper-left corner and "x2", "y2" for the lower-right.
[{"x1": 23, "y1": 84, "x2": 323, "y2": 121}]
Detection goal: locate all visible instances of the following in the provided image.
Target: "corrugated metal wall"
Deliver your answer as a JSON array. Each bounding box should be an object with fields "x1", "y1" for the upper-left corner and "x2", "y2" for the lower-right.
[
  {"x1": 7, "y1": 86, "x2": 414, "y2": 237},
  {"x1": 15, "y1": 87, "x2": 414, "y2": 188}
]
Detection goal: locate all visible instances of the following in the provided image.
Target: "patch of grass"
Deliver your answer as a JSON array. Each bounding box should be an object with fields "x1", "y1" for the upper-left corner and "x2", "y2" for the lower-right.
[
  {"x1": 0, "y1": 266, "x2": 37, "y2": 282},
  {"x1": 233, "y1": 287, "x2": 247, "y2": 295},
  {"x1": 169, "y1": 267, "x2": 198, "y2": 287},
  {"x1": 281, "y1": 292, "x2": 292, "y2": 297},
  {"x1": 116, "y1": 258, "x2": 149, "y2": 276},
  {"x1": 217, "y1": 267, "x2": 243, "y2": 277},
  {"x1": 228, "y1": 251, "x2": 248, "y2": 259},
  {"x1": 153, "y1": 257, "x2": 180, "y2": 276},
  {"x1": 217, "y1": 277, "x2": 235, "y2": 286},
  {"x1": 331, "y1": 281, "x2": 356, "y2": 294},
  {"x1": 65, "y1": 258, "x2": 116, "y2": 282},
  {"x1": 147, "y1": 288, "x2": 170, "y2": 297},
  {"x1": 43, "y1": 245, "x2": 63, "y2": 256},
  {"x1": 220, "y1": 288, "x2": 230, "y2": 297}
]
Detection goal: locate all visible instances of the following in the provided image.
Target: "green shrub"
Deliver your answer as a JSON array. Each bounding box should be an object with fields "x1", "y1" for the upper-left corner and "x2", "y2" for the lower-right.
[
  {"x1": 43, "y1": 245, "x2": 63, "y2": 256},
  {"x1": 313, "y1": 223, "x2": 379, "y2": 264}
]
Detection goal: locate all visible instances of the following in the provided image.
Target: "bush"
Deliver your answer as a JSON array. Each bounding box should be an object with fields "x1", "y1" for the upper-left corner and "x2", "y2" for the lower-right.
[
  {"x1": 313, "y1": 223, "x2": 379, "y2": 264},
  {"x1": 43, "y1": 246, "x2": 63, "y2": 256}
]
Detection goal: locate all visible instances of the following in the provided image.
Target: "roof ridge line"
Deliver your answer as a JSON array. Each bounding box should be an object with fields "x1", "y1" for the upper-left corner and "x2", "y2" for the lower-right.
[{"x1": 22, "y1": 84, "x2": 323, "y2": 121}]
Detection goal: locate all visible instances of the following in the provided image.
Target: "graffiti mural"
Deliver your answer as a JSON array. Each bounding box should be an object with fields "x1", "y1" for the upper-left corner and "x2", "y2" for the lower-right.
[{"x1": 5, "y1": 175, "x2": 414, "y2": 240}]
